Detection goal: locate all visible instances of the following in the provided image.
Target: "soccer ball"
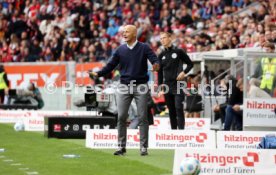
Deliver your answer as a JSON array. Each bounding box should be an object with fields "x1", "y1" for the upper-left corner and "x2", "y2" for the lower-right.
[
  {"x1": 180, "y1": 157, "x2": 201, "y2": 175},
  {"x1": 14, "y1": 122, "x2": 25, "y2": 131}
]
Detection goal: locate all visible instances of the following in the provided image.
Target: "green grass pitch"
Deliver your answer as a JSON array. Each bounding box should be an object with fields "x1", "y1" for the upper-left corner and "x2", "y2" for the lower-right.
[{"x1": 0, "y1": 124, "x2": 174, "y2": 175}]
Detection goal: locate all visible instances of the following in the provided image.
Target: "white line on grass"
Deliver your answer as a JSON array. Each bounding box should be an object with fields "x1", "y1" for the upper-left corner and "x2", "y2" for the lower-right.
[
  {"x1": 0, "y1": 150, "x2": 40, "y2": 175},
  {"x1": 19, "y1": 168, "x2": 30, "y2": 170},
  {"x1": 26, "y1": 172, "x2": 39, "y2": 175},
  {"x1": 3, "y1": 159, "x2": 13, "y2": 162}
]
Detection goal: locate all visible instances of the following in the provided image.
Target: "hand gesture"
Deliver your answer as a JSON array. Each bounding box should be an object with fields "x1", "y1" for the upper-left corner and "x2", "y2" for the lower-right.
[
  {"x1": 176, "y1": 72, "x2": 185, "y2": 81},
  {"x1": 88, "y1": 71, "x2": 98, "y2": 79}
]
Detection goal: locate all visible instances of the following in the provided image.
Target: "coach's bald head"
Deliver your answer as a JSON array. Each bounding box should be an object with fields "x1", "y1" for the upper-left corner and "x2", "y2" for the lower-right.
[{"x1": 123, "y1": 25, "x2": 137, "y2": 44}]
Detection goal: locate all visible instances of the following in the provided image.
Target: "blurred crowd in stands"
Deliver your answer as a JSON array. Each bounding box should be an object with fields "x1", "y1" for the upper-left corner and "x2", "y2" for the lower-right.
[{"x1": 0, "y1": 0, "x2": 275, "y2": 63}]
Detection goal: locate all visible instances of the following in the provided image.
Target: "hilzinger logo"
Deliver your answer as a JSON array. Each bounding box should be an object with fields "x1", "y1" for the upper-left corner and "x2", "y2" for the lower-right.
[
  {"x1": 23, "y1": 112, "x2": 32, "y2": 117},
  {"x1": 196, "y1": 133, "x2": 207, "y2": 143},
  {"x1": 243, "y1": 152, "x2": 259, "y2": 166},
  {"x1": 196, "y1": 120, "x2": 205, "y2": 127},
  {"x1": 247, "y1": 101, "x2": 276, "y2": 110},
  {"x1": 156, "y1": 133, "x2": 207, "y2": 143},
  {"x1": 224, "y1": 135, "x2": 262, "y2": 144},
  {"x1": 153, "y1": 119, "x2": 161, "y2": 126},
  {"x1": 93, "y1": 132, "x2": 140, "y2": 142},
  {"x1": 185, "y1": 152, "x2": 259, "y2": 166}
]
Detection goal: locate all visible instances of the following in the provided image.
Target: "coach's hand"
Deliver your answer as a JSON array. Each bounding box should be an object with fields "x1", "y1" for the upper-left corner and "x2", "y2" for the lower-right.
[
  {"x1": 176, "y1": 72, "x2": 185, "y2": 81},
  {"x1": 152, "y1": 63, "x2": 160, "y2": 72},
  {"x1": 88, "y1": 71, "x2": 98, "y2": 79}
]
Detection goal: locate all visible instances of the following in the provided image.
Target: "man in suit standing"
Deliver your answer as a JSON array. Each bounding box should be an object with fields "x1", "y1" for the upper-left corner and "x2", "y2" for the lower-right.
[{"x1": 90, "y1": 25, "x2": 159, "y2": 156}]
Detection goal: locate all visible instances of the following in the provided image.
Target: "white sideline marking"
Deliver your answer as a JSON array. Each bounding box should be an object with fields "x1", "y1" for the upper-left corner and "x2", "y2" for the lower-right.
[
  {"x1": 26, "y1": 172, "x2": 39, "y2": 175},
  {"x1": 0, "y1": 155, "x2": 5, "y2": 158},
  {"x1": 11, "y1": 163, "x2": 22, "y2": 166},
  {"x1": 19, "y1": 168, "x2": 30, "y2": 170},
  {"x1": 3, "y1": 159, "x2": 13, "y2": 162}
]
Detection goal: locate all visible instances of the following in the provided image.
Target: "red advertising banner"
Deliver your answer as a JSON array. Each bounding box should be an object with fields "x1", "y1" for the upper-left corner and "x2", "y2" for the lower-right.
[
  {"x1": 5, "y1": 64, "x2": 66, "y2": 88},
  {"x1": 75, "y1": 62, "x2": 104, "y2": 85}
]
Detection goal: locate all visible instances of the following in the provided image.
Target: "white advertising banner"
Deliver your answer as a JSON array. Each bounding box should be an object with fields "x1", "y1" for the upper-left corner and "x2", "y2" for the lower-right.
[
  {"x1": 173, "y1": 148, "x2": 276, "y2": 175},
  {"x1": 243, "y1": 98, "x2": 276, "y2": 127},
  {"x1": 150, "y1": 117, "x2": 210, "y2": 130},
  {"x1": 86, "y1": 129, "x2": 140, "y2": 149},
  {"x1": 0, "y1": 110, "x2": 98, "y2": 131},
  {"x1": 149, "y1": 117, "x2": 170, "y2": 130},
  {"x1": 0, "y1": 110, "x2": 27, "y2": 123},
  {"x1": 185, "y1": 118, "x2": 210, "y2": 130},
  {"x1": 23, "y1": 116, "x2": 45, "y2": 131},
  {"x1": 217, "y1": 131, "x2": 276, "y2": 149},
  {"x1": 22, "y1": 111, "x2": 75, "y2": 131},
  {"x1": 149, "y1": 130, "x2": 215, "y2": 149},
  {"x1": 86, "y1": 129, "x2": 216, "y2": 149}
]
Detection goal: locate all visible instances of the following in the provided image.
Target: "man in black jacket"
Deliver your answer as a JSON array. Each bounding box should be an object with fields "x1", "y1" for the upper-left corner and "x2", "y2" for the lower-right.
[
  {"x1": 158, "y1": 31, "x2": 193, "y2": 129},
  {"x1": 223, "y1": 78, "x2": 244, "y2": 131}
]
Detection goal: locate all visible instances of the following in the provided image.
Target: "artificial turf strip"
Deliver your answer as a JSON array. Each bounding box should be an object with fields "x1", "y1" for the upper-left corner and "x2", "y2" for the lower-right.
[{"x1": 0, "y1": 124, "x2": 172, "y2": 175}]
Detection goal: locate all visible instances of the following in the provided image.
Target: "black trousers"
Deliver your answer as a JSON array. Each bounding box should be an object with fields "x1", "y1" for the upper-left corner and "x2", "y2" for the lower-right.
[
  {"x1": 164, "y1": 92, "x2": 185, "y2": 129},
  {"x1": 0, "y1": 90, "x2": 4, "y2": 104}
]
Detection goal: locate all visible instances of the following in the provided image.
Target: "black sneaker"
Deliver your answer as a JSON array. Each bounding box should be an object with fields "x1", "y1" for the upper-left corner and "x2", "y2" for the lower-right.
[
  {"x1": 140, "y1": 147, "x2": 148, "y2": 156},
  {"x1": 113, "y1": 148, "x2": 126, "y2": 156}
]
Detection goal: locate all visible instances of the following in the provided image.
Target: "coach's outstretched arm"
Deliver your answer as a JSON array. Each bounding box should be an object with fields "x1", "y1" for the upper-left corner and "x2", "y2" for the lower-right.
[{"x1": 89, "y1": 52, "x2": 120, "y2": 78}]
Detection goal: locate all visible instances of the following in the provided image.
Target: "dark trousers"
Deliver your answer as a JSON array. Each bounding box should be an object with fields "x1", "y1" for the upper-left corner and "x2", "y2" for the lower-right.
[
  {"x1": 224, "y1": 105, "x2": 243, "y2": 131},
  {"x1": 0, "y1": 90, "x2": 5, "y2": 104},
  {"x1": 164, "y1": 92, "x2": 185, "y2": 129},
  {"x1": 116, "y1": 84, "x2": 149, "y2": 148}
]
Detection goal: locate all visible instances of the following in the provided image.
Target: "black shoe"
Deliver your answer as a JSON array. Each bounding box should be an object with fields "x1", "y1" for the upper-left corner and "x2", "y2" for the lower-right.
[
  {"x1": 140, "y1": 147, "x2": 148, "y2": 156},
  {"x1": 113, "y1": 148, "x2": 126, "y2": 156}
]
